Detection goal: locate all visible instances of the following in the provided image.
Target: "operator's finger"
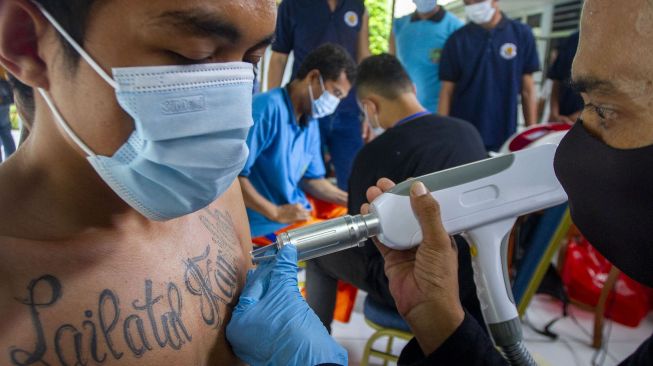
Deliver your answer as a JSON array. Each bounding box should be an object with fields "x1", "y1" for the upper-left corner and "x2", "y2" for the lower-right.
[
  {"x1": 409, "y1": 181, "x2": 450, "y2": 247},
  {"x1": 372, "y1": 235, "x2": 393, "y2": 257},
  {"x1": 235, "y1": 263, "x2": 274, "y2": 311},
  {"x1": 359, "y1": 202, "x2": 391, "y2": 256},
  {"x1": 366, "y1": 186, "x2": 383, "y2": 204},
  {"x1": 271, "y1": 244, "x2": 299, "y2": 284},
  {"x1": 376, "y1": 178, "x2": 396, "y2": 192}
]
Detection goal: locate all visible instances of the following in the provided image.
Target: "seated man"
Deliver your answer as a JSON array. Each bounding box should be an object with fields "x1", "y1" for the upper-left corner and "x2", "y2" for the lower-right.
[
  {"x1": 0, "y1": 1, "x2": 276, "y2": 365},
  {"x1": 306, "y1": 54, "x2": 488, "y2": 332},
  {"x1": 239, "y1": 44, "x2": 355, "y2": 241}
]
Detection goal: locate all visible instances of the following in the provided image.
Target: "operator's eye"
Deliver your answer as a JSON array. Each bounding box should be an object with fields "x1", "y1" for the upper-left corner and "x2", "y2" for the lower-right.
[{"x1": 583, "y1": 103, "x2": 617, "y2": 127}]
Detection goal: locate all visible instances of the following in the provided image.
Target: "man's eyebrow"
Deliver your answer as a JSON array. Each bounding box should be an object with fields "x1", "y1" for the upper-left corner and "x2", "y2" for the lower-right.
[
  {"x1": 156, "y1": 9, "x2": 242, "y2": 43},
  {"x1": 570, "y1": 77, "x2": 618, "y2": 94},
  {"x1": 249, "y1": 33, "x2": 276, "y2": 50}
]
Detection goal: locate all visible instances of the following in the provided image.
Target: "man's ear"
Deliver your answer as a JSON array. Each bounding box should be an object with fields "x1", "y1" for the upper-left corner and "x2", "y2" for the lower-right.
[
  {"x1": 307, "y1": 69, "x2": 321, "y2": 84},
  {"x1": 365, "y1": 94, "x2": 381, "y2": 115},
  {"x1": 0, "y1": 0, "x2": 51, "y2": 90}
]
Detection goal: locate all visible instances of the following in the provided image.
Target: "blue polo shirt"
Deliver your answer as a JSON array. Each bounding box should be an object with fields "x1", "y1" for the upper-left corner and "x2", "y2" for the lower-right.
[
  {"x1": 272, "y1": 0, "x2": 365, "y2": 115},
  {"x1": 394, "y1": 8, "x2": 463, "y2": 112},
  {"x1": 240, "y1": 87, "x2": 326, "y2": 237},
  {"x1": 440, "y1": 14, "x2": 540, "y2": 151}
]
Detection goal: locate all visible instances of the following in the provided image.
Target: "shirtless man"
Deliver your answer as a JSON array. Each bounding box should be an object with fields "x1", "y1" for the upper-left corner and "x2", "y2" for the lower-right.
[{"x1": 0, "y1": 1, "x2": 275, "y2": 365}]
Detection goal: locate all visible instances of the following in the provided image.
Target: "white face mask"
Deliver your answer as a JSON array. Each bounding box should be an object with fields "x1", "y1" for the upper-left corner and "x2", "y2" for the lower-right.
[
  {"x1": 308, "y1": 75, "x2": 341, "y2": 119},
  {"x1": 36, "y1": 3, "x2": 254, "y2": 221},
  {"x1": 465, "y1": 0, "x2": 497, "y2": 24},
  {"x1": 413, "y1": 0, "x2": 437, "y2": 14}
]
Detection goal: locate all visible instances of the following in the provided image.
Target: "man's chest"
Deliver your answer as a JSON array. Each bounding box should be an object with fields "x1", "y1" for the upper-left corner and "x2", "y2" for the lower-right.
[
  {"x1": 291, "y1": 1, "x2": 363, "y2": 42},
  {"x1": 457, "y1": 30, "x2": 525, "y2": 74},
  {"x1": 0, "y1": 208, "x2": 248, "y2": 366}
]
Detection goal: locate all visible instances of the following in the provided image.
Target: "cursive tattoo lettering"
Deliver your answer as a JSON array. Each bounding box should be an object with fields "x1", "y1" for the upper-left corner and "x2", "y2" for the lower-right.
[{"x1": 7, "y1": 209, "x2": 242, "y2": 365}]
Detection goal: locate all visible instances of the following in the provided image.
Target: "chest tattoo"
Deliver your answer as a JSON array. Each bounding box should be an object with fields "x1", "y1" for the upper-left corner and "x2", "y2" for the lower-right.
[{"x1": 8, "y1": 209, "x2": 242, "y2": 366}]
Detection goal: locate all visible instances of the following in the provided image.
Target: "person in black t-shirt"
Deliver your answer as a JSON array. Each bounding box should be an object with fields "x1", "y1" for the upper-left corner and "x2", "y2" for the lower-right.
[{"x1": 305, "y1": 54, "x2": 488, "y2": 333}]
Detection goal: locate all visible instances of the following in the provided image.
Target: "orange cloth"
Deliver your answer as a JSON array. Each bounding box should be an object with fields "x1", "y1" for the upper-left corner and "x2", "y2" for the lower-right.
[{"x1": 252, "y1": 196, "x2": 357, "y2": 323}]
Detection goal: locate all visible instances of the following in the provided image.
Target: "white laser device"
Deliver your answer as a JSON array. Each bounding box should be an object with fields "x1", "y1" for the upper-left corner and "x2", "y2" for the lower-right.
[{"x1": 252, "y1": 143, "x2": 568, "y2": 365}]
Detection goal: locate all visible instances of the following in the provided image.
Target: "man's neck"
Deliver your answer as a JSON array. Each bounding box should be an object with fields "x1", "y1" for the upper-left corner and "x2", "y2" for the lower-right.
[
  {"x1": 287, "y1": 81, "x2": 306, "y2": 123},
  {"x1": 0, "y1": 116, "x2": 152, "y2": 241},
  {"x1": 480, "y1": 10, "x2": 503, "y2": 30},
  {"x1": 416, "y1": 6, "x2": 440, "y2": 20},
  {"x1": 384, "y1": 95, "x2": 427, "y2": 129},
  {"x1": 327, "y1": 0, "x2": 339, "y2": 12}
]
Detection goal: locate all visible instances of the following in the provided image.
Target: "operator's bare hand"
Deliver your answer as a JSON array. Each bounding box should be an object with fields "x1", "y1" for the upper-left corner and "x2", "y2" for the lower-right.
[{"x1": 361, "y1": 178, "x2": 465, "y2": 355}]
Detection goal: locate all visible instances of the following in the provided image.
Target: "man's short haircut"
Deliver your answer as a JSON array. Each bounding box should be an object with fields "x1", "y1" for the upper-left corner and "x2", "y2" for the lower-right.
[
  {"x1": 356, "y1": 54, "x2": 414, "y2": 100},
  {"x1": 9, "y1": 1, "x2": 97, "y2": 119},
  {"x1": 295, "y1": 43, "x2": 357, "y2": 84}
]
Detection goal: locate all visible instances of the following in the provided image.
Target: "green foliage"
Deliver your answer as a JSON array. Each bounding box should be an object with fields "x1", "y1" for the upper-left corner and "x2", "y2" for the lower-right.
[
  {"x1": 365, "y1": 0, "x2": 391, "y2": 55},
  {"x1": 9, "y1": 105, "x2": 18, "y2": 130}
]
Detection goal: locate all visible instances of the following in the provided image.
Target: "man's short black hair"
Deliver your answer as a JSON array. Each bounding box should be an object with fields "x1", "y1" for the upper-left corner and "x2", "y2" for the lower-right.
[
  {"x1": 356, "y1": 54, "x2": 414, "y2": 100},
  {"x1": 9, "y1": 0, "x2": 97, "y2": 118},
  {"x1": 295, "y1": 43, "x2": 357, "y2": 84}
]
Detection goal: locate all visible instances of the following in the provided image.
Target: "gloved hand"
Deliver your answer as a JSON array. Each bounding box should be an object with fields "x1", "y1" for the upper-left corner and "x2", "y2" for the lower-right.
[{"x1": 226, "y1": 244, "x2": 348, "y2": 366}]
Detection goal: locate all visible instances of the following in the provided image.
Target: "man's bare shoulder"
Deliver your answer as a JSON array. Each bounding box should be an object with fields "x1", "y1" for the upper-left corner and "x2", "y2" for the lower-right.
[{"x1": 0, "y1": 194, "x2": 250, "y2": 366}]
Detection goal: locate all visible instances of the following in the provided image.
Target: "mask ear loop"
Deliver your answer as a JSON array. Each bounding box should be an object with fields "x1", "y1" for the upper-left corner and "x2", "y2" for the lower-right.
[
  {"x1": 308, "y1": 80, "x2": 316, "y2": 102},
  {"x1": 38, "y1": 88, "x2": 96, "y2": 157},
  {"x1": 363, "y1": 104, "x2": 374, "y2": 129},
  {"x1": 32, "y1": 1, "x2": 118, "y2": 90}
]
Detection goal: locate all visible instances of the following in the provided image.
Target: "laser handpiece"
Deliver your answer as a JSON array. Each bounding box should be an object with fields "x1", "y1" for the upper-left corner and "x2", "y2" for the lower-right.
[
  {"x1": 251, "y1": 144, "x2": 568, "y2": 366},
  {"x1": 251, "y1": 214, "x2": 380, "y2": 263}
]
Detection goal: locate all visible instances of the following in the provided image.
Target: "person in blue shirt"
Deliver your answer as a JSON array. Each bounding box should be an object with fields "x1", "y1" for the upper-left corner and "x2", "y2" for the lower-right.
[
  {"x1": 239, "y1": 44, "x2": 355, "y2": 238},
  {"x1": 438, "y1": 0, "x2": 541, "y2": 152},
  {"x1": 548, "y1": 31, "x2": 584, "y2": 123},
  {"x1": 267, "y1": 0, "x2": 371, "y2": 191},
  {"x1": 389, "y1": 0, "x2": 463, "y2": 113}
]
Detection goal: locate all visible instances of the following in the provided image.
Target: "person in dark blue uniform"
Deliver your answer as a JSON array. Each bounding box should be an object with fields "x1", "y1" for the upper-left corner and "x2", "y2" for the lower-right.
[
  {"x1": 438, "y1": 0, "x2": 540, "y2": 152},
  {"x1": 226, "y1": 1, "x2": 653, "y2": 365},
  {"x1": 0, "y1": 70, "x2": 15, "y2": 162},
  {"x1": 267, "y1": 0, "x2": 371, "y2": 191},
  {"x1": 548, "y1": 31, "x2": 584, "y2": 123}
]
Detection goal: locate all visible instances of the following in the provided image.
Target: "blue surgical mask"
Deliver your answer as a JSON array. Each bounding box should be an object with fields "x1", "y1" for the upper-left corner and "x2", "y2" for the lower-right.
[
  {"x1": 309, "y1": 75, "x2": 341, "y2": 119},
  {"x1": 36, "y1": 4, "x2": 254, "y2": 221}
]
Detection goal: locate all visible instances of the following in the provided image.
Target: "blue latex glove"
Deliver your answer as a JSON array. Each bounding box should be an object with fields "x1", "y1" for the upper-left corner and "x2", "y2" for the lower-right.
[{"x1": 226, "y1": 244, "x2": 348, "y2": 366}]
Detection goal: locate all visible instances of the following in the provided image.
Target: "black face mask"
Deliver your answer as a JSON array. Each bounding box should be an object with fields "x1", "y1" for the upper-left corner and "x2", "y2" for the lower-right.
[{"x1": 554, "y1": 121, "x2": 653, "y2": 288}]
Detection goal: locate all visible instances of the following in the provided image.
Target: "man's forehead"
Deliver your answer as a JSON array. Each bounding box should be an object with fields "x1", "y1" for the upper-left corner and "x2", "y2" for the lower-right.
[
  {"x1": 580, "y1": 0, "x2": 653, "y2": 42},
  {"x1": 131, "y1": 0, "x2": 276, "y2": 38},
  {"x1": 574, "y1": 0, "x2": 653, "y2": 94}
]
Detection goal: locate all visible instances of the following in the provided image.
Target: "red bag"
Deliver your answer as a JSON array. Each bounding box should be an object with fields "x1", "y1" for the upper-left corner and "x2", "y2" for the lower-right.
[{"x1": 561, "y1": 235, "x2": 653, "y2": 327}]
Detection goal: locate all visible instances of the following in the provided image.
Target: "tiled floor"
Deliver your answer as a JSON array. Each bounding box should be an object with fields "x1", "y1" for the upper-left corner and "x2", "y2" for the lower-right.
[{"x1": 333, "y1": 292, "x2": 653, "y2": 366}]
